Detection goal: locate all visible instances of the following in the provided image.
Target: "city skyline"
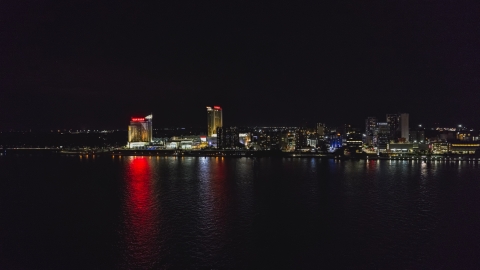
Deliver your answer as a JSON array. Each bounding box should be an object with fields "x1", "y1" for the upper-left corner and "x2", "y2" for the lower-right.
[
  {"x1": 3, "y1": 2, "x2": 480, "y2": 269},
  {"x1": 0, "y1": 108, "x2": 474, "y2": 132}
]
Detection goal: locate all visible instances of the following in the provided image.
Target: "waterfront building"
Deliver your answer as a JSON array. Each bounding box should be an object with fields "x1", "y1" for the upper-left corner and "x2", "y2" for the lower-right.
[
  {"x1": 327, "y1": 130, "x2": 343, "y2": 151},
  {"x1": 386, "y1": 114, "x2": 399, "y2": 142},
  {"x1": 389, "y1": 143, "x2": 414, "y2": 153},
  {"x1": 365, "y1": 117, "x2": 377, "y2": 145},
  {"x1": 316, "y1": 123, "x2": 326, "y2": 138},
  {"x1": 410, "y1": 130, "x2": 425, "y2": 143},
  {"x1": 450, "y1": 143, "x2": 480, "y2": 154},
  {"x1": 342, "y1": 125, "x2": 363, "y2": 153},
  {"x1": 307, "y1": 134, "x2": 318, "y2": 148},
  {"x1": 239, "y1": 133, "x2": 251, "y2": 148},
  {"x1": 295, "y1": 127, "x2": 308, "y2": 150},
  {"x1": 206, "y1": 106, "x2": 223, "y2": 137},
  {"x1": 128, "y1": 114, "x2": 153, "y2": 148},
  {"x1": 399, "y1": 113, "x2": 409, "y2": 142},
  {"x1": 217, "y1": 127, "x2": 239, "y2": 149},
  {"x1": 376, "y1": 122, "x2": 390, "y2": 152},
  {"x1": 345, "y1": 129, "x2": 363, "y2": 150},
  {"x1": 431, "y1": 142, "x2": 449, "y2": 154},
  {"x1": 263, "y1": 130, "x2": 282, "y2": 150},
  {"x1": 207, "y1": 136, "x2": 217, "y2": 148},
  {"x1": 166, "y1": 139, "x2": 194, "y2": 150},
  {"x1": 280, "y1": 131, "x2": 296, "y2": 151}
]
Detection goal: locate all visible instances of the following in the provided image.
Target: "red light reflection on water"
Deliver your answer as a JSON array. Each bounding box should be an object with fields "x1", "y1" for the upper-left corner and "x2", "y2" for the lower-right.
[
  {"x1": 122, "y1": 157, "x2": 160, "y2": 269},
  {"x1": 212, "y1": 158, "x2": 228, "y2": 217}
]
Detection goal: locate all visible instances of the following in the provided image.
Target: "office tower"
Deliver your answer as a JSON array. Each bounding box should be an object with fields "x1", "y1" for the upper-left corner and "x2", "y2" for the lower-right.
[
  {"x1": 128, "y1": 114, "x2": 153, "y2": 148},
  {"x1": 316, "y1": 123, "x2": 326, "y2": 137},
  {"x1": 376, "y1": 122, "x2": 390, "y2": 152},
  {"x1": 295, "y1": 127, "x2": 308, "y2": 150},
  {"x1": 365, "y1": 117, "x2": 377, "y2": 145},
  {"x1": 365, "y1": 117, "x2": 377, "y2": 136},
  {"x1": 345, "y1": 128, "x2": 363, "y2": 149},
  {"x1": 206, "y1": 106, "x2": 223, "y2": 137},
  {"x1": 410, "y1": 130, "x2": 425, "y2": 143},
  {"x1": 216, "y1": 127, "x2": 239, "y2": 149},
  {"x1": 386, "y1": 114, "x2": 400, "y2": 142},
  {"x1": 399, "y1": 113, "x2": 409, "y2": 142}
]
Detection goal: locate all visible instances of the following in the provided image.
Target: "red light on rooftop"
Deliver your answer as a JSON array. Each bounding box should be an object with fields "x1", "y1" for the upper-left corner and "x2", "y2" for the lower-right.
[
  {"x1": 131, "y1": 117, "x2": 145, "y2": 122},
  {"x1": 213, "y1": 106, "x2": 221, "y2": 110}
]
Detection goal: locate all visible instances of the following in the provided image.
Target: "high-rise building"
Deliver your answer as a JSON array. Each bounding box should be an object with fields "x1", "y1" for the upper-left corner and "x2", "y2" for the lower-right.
[
  {"x1": 207, "y1": 106, "x2": 223, "y2": 137},
  {"x1": 295, "y1": 127, "x2": 308, "y2": 150},
  {"x1": 386, "y1": 114, "x2": 400, "y2": 142},
  {"x1": 345, "y1": 127, "x2": 363, "y2": 150},
  {"x1": 128, "y1": 114, "x2": 153, "y2": 148},
  {"x1": 316, "y1": 123, "x2": 326, "y2": 138},
  {"x1": 217, "y1": 127, "x2": 239, "y2": 149},
  {"x1": 365, "y1": 117, "x2": 377, "y2": 145},
  {"x1": 376, "y1": 122, "x2": 390, "y2": 152},
  {"x1": 365, "y1": 117, "x2": 377, "y2": 135},
  {"x1": 410, "y1": 130, "x2": 425, "y2": 143},
  {"x1": 399, "y1": 113, "x2": 409, "y2": 142}
]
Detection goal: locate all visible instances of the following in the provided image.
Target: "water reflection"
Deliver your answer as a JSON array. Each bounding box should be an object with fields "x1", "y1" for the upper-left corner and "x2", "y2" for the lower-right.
[
  {"x1": 197, "y1": 158, "x2": 229, "y2": 262},
  {"x1": 111, "y1": 157, "x2": 480, "y2": 268},
  {"x1": 121, "y1": 157, "x2": 160, "y2": 269}
]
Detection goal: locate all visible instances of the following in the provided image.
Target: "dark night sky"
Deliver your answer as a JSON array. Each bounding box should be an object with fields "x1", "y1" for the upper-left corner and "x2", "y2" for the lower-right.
[{"x1": 1, "y1": 1, "x2": 479, "y2": 130}]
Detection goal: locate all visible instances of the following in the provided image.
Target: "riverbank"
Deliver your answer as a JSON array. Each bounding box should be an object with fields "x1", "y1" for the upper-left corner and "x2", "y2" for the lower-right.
[{"x1": 3, "y1": 148, "x2": 480, "y2": 162}]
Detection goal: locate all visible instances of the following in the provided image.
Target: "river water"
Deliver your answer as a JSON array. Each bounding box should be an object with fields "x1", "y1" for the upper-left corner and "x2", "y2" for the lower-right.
[{"x1": 1, "y1": 155, "x2": 480, "y2": 269}]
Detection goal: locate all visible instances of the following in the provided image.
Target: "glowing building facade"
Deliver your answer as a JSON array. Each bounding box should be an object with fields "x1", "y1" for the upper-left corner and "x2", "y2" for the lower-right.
[
  {"x1": 128, "y1": 114, "x2": 153, "y2": 148},
  {"x1": 206, "y1": 106, "x2": 223, "y2": 137}
]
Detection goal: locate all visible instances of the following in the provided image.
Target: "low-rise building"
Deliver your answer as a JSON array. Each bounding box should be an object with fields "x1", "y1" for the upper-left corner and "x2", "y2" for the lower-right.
[
  {"x1": 450, "y1": 143, "x2": 480, "y2": 154},
  {"x1": 431, "y1": 142, "x2": 449, "y2": 154}
]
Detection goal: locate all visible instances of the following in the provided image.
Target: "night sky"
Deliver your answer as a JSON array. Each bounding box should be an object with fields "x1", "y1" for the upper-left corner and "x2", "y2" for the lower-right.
[{"x1": 1, "y1": 1, "x2": 479, "y2": 130}]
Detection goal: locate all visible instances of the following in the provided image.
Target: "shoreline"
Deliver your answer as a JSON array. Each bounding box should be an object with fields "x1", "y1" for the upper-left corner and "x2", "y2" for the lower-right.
[{"x1": 2, "y1": 148, "x2": 480, "y2": 161}]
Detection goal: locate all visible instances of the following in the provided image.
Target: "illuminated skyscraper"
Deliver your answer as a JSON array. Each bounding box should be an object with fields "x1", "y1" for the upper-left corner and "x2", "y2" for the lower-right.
[
  {"x1": 128, "y1": 114, "x2": 153, "y2": 148},
  {"x1": 206, "y1": 106, "x2": 222, "y2": 137}
]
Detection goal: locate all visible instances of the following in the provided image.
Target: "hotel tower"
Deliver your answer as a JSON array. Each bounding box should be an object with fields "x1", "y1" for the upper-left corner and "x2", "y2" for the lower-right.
[{"x1": 206, "y1": 106, "x2": 222, "y2": 137}]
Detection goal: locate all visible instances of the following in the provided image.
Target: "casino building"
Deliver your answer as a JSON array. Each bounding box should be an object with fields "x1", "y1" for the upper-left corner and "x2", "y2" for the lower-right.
[
  {"x1": 206, "y1": 106, "x2": 222, "y2": 137},
  {"x1": 128, "y1": 114, "x2": 153, "y2": 148}
]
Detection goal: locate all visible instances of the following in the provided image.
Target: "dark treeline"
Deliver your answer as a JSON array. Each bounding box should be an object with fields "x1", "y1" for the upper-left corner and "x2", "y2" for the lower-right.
[
  {"x1": 0, "y1": 131, "x2": 127, "y2": 148},
  {"x1": 0, "y1": 127, "x2": 206, "y2": 148}
]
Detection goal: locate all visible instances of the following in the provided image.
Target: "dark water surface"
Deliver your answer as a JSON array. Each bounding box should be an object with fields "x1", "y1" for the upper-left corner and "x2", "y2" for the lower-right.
[{"x1": 1, "y1": 156, "x2": 480, "y2": 269}]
